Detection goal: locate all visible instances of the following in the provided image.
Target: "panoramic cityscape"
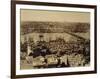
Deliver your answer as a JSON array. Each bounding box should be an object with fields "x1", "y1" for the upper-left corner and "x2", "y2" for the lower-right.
[
  {"x1": 20, "y1": 9, "x2": 90, "y2": 69},
  {"x1": 20, "y1": 21, "x2": 90, "y2": 69}
]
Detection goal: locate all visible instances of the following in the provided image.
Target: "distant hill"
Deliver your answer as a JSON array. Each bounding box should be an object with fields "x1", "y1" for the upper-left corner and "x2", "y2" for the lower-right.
[{"x1": 21, "y1": 21, "x2": 90, "y2": 35}]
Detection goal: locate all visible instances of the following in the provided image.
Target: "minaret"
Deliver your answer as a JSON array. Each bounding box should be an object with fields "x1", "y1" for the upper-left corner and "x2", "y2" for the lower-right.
[
  {"x1": 26, "y1": 36, "x2": 32, "y2": 55},
  {"x1": 27, "y1": 43, "x2": 32, "y2": 55}
]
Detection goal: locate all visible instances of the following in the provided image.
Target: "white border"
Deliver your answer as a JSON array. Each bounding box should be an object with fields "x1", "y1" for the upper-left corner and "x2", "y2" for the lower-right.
[{"x1": 16, "y1": 4, "x2": 95, "y2": 75}]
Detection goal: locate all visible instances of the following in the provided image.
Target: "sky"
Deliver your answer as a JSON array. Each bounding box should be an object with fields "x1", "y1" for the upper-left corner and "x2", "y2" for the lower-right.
[{"x1": 21, "y1": 9, "x2": 90, "y2": 23}]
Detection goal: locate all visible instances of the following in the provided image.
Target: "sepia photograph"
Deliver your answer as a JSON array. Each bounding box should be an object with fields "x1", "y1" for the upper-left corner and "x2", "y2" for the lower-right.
[{"x1": 20, "y1": 9, "x2": 90, "y2": 70}]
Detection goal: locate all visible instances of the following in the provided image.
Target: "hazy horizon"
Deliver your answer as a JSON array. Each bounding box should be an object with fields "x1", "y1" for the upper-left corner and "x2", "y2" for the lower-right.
[{"x1": 21, "y1": 9, "x2": 90, "y2": 23}]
